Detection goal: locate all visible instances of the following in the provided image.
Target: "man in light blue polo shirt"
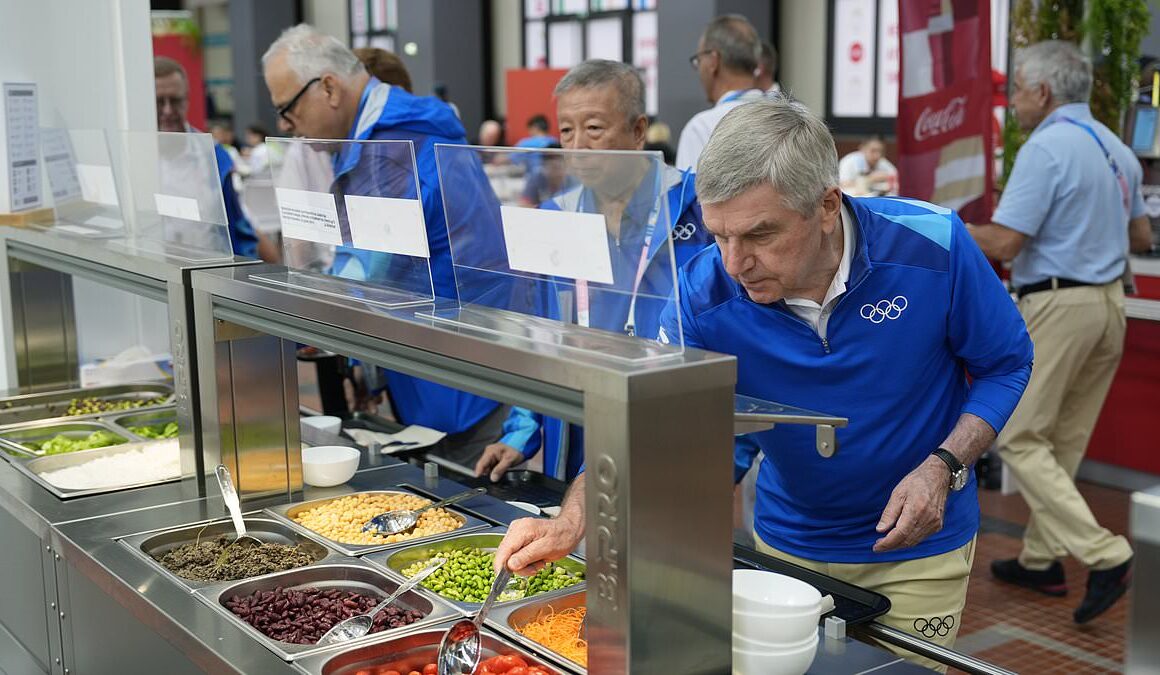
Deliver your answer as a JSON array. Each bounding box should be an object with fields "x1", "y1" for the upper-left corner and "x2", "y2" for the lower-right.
[{"x1": 969, "y1": 40, "x2": 1152, "y2": 625}]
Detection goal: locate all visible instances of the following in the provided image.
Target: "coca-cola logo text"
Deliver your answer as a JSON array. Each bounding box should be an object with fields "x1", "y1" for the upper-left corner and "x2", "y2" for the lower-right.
[{"x1": 914, "y1": 96, "x2": 967, "y2": 142}]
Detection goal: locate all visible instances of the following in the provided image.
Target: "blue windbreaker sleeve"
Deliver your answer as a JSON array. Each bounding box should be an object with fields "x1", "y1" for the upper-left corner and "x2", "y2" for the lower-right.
[
  {"x1": 661, "y1": 268, "x2": 762, "y2": 484},
  {"x1": 947, "y1": 215, "x2": 1034, "y2": 434},
  {"x1": 215, "y1": 145, "x2": 258, "y2": 259},
  {"x1": 734, "y1": 435, "x2": 761, "y2": 484},
  {"x1": 498, "y1": 406, "x2": 544, "y2": 458}
]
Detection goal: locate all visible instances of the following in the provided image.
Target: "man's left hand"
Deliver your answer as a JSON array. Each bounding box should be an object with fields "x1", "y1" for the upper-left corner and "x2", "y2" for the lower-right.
[{"x1": 873, "y1": 456, "x2": 951, "y2": 552}]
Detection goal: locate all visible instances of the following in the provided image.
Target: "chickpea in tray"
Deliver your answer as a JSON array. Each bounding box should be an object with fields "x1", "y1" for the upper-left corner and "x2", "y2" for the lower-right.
[{"x1": 292, "y1": 493, "x2": 463, "y2": 546}]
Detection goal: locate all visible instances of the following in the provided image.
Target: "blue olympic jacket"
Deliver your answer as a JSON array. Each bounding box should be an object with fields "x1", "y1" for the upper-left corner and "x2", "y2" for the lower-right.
[
  {"x1": 498, "y1": 164, "x2": 712, "y2": 479},
  {"x1": 330, "y1": 78, "x2": 499, "y2": 434},
  {"x1": 660, "y1": 195, "x2": 1033, "y2": 563},
  {"x1": 214, "y1": 145, "x2": 259, "y2": 259}
]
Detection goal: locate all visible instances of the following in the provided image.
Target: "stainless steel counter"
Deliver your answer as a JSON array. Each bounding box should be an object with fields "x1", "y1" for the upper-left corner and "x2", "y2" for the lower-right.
[{"x1": 0, "y1": 451, "x2": 944, "y2": 674}]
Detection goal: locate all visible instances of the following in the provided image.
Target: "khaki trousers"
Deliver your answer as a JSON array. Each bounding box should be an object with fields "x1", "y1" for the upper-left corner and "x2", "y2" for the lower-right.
[
  {"x1": 997, "y1": 282, "x2": 1133, "y2": 571},
  {"x1": 755, "y1": 534, "x2": 975, "y2": 673}
]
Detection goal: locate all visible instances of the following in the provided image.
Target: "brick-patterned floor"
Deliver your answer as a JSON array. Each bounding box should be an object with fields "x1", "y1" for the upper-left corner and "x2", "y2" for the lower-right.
[{"x1": 950, "y1": 481, "x2": 1134, "y2": 674}]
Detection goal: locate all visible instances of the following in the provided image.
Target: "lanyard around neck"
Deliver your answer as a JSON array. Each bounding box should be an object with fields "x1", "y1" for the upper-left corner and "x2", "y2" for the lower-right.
[
  {"x1": 1056, "y1": 116, "x2": 1131, "y2": 214},
  {"x1": 574, "y1": 175, "x2": 669, "y2": 335}
]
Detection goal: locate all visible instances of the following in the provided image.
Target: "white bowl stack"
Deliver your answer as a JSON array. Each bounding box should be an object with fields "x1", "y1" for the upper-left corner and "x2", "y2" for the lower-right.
[
  {"x1": 301, "y1": 445, "x2": 360, "y2": 487},
  {"x1": 732, "y1": 569, "x2": 822, "y2": 675}
]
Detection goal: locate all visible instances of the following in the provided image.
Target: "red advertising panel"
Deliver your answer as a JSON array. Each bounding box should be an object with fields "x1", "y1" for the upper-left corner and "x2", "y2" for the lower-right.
[{"x1": 897, "y1": 0, "x2": 992, "y2": 222}]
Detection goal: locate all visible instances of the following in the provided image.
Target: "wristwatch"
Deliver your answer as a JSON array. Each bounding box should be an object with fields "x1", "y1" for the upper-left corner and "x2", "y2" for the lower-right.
[{"x1": 932, "y1": 448, "x2": 969, "y2": 491}]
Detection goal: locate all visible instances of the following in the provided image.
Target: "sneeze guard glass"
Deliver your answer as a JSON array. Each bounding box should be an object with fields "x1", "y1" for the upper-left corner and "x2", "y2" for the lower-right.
[
  {"x1": 252, "y1": 137, "x2": 435, "y2": 309},
  {"x1": 431, "y1": 144, "x2": 685, "y2": 363}
]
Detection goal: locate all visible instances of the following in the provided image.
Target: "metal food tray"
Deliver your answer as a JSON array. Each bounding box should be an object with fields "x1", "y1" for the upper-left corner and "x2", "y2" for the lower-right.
[
  {"x1": 13, "y1": 438, "x2": 183, "y2": 500},
  {"x1": 291, "y1": 622, "x2": 570, "y2": 675},
  {"x1": 460, "y1": 470, "x2": 568, "y2": 508},
  {"x1": 0, "y1": 419, "x2": 136, "y2": 459},
  {"x1": 192, "y1": 560, "x2": 459, "y2": 662},
  {"x1": 0, "y1": 382, "x2": 173, "y2": 426},
  {"x1": 487, "y1": 587, "x2": 587, "y2": 673},
  {"x1": 264, "y1": 489, "x2": 491, "y2": 557},
  {"x1": 107, "y1": 407, "x2": 179, "y2": 439},
  {"x1": 733, "y1": 543, "x2": 891, "y2": 626},
  {"x1": 364, "y1": 528, "x2": 587, "y2": 613},
  {"x1": 119, "y1": 516, "x2": 343, "y2": 591}
]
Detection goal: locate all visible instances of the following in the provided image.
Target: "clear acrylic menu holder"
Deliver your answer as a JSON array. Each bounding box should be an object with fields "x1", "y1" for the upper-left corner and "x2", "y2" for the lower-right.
[
  {"x1": 112, "y1": 131, "x2": 234, "y2": 262},
  {"x1": 36, "y1": 128, "x2": 126, "y2": 239},
  {"x1": 429, "y1": 144, "x2": 685, "y2": 363},
  {"x1": 250, "y1": 137, "x2": 435, "y2": 309}
]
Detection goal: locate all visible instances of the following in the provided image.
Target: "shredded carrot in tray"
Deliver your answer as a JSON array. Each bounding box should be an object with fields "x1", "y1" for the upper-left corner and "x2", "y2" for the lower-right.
[{"x1": 517, "y1": 606, "x2": 588, "y2": 667}]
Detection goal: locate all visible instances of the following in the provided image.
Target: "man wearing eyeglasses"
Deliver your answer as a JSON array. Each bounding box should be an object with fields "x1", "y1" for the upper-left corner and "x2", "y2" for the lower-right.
[
  {"x1": 675, "y1": 15, "x2": 767, "y2": 171},
  {"x1": 154, "y1": 57, "x2": 269, "y2": 261},
  {"x1": 261, "y1": 24, "x2": 508, "y2": 471}
]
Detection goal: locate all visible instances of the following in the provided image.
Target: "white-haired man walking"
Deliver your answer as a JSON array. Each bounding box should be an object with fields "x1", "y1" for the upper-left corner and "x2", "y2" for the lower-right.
[{"x1": 969, "y1": 40, "x2": 1150, "y2": 624}]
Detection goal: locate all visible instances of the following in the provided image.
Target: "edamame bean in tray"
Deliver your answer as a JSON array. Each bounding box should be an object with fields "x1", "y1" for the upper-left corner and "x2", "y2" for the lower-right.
[{"x1": 399, "y1": 545, "x2": 584, "y2": 604}]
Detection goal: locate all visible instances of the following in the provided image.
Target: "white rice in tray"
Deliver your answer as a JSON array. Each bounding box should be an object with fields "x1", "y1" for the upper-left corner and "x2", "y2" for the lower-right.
[{"x1": 36, "y1": 439, "x2": 181, "y2": 490}]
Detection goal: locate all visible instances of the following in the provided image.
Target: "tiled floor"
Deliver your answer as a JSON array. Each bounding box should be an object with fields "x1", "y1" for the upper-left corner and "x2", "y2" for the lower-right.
[{"x1": 950, "y1": 481, "x2": 1134, "y2": 674}]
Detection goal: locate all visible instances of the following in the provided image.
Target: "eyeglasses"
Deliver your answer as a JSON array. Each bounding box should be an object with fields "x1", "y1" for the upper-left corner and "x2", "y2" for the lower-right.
[
  {"x1": 689, "y1": 49, "x2": 715, "y2": 69},
  {"x1": 156, "y1": 95, "x2": 187, "y2": 111},
  {"x1": 276, "y1": 77, "x2": 321, "y2": 123}
]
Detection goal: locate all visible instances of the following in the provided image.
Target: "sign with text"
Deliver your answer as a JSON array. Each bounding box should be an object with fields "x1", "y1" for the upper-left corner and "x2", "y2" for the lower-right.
[{"x1": 897, "y1": 0, "x2": 993, "y2": 222}]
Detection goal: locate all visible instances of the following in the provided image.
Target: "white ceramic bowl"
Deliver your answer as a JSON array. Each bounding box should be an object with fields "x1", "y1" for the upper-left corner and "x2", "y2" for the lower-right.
[
  {"x1": 732, "y1": 569, "x2": 822, "y2": 614},
  {"x1": 732, "y1": 627, "x2": 817, "y2": 652},
  {"x1": 732, "y1": 632, "x2": 818, "y2": 675},
  {"x1": 301, "y1": 446, "x2": 360, "y2": 487},
  {"x1": 733, "y1": 605, "x2": 820, "y2": 645},
  {"x1": 302, "y1": 415, "x2": 342, "y2": 436}
]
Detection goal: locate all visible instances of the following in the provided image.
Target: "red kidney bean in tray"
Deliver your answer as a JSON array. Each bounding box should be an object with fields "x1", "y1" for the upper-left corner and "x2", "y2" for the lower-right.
[{"x1": 225, "y1": 586, "x2": 425, "y2": 645}]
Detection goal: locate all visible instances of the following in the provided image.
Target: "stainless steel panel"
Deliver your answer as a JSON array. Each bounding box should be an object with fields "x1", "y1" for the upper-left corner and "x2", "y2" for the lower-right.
[
  {"x1": 193, "y1": 560, "x2": 459, "y2": 661},
  {"x1": 1128, "y1": 486, "x2": 1160, "y2": 674},
  {"x1": 8, "y1": 259, "x2": 76, "y2": 393},
  {"x1": 364, "y1": 529, "x2": 586, "y2": 613},
  {"x1": 0, "y1": 419, "x2": 132, "y2": 457},
  {"x1": 582, "y1": 372, "x2": 735, "y2": 674},
  {"x1": 0, "y1": 382, "x2": 174, "y2": 427},
  {"x1": 488, "y1": 588, "x2": 588, "y2": 673},
  {"x1": 292, "y1": 622, "x2": 569, "y2": 675},
  {"x1": 0, "y1": 505, "x2": 52, "y2": 672},
  {"x1": 217, "y1": 328, "x2": 302, "y2": 502},
  {"x1": 265, "y1": 490, "x2": 491, "y2": 557},
  {"x1": 118, "y1": 515, "x2": 342, "y2": 591},
  {"x1": 56, "y1": 552, "x2": 205, "y2": 675},
  {"x1": 15, "y1": 439, "x2": 183, "y2": 500}
]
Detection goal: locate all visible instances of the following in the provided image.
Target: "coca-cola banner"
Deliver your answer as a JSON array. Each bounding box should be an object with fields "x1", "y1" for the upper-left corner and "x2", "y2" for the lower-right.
[{"x1": 897, "y1": 0, "x2": 992, "y2": 222}]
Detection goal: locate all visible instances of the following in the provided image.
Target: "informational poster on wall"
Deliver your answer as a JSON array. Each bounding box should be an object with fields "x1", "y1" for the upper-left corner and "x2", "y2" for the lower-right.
[
  {"x1": 896, "y1": 0, "x2": 993, "y2": 222},
  {"x1": 831, "y1": 0, "x2": 876, "y2": 118},
  {"x1": 633, "y1": 11, "x2": 659, "y2": 116},
  {"x1": 2, "y1": 82, "x2": 42, "y2": 213},
  {"x1": 876, "y1": 0, "x2": 900, "y2": 117}
]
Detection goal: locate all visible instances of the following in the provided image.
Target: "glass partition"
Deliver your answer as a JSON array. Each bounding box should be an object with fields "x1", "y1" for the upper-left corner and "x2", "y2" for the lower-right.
[
  {"x1": 251, "y1": 137, "x2": 435, "y2": 308},
  {"x1": 431, "y1": 144, "x2": 685, "y2": 362},
  {"x1": 36, "y1": 128, "x2": 125, "y2": 238},
  {"x1": 114, "y1": 131, "x2": 235, "y2": 261}
]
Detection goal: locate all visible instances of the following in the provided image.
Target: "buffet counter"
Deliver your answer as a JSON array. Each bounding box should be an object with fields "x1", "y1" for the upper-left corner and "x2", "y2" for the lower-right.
[{"x1": 0, "y1": 445, "x2": 937, "y2": 675}]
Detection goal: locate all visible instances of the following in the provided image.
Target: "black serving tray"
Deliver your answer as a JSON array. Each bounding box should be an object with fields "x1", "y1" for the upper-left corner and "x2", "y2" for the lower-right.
[
  {"x1": 459, "y1": 470, "x2": 568, "y2": 508},
  {"x1": 733, "y1": 543, "x2": 891, "y2": 626}
]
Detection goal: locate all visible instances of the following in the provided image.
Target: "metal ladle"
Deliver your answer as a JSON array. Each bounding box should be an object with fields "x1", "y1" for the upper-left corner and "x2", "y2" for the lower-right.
[
  {"x1": 437, "y1": 567, "x2": 513, "y2": 675},
  {"x1": 362, "y1": 487, "x2": 486, "y2": 535},
  {"x1": 317, "y1": 557, "x2": 447, "y2": 646},
  {"x1": 214, "y1": 464, "x2": 262, "y2": 549}
]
